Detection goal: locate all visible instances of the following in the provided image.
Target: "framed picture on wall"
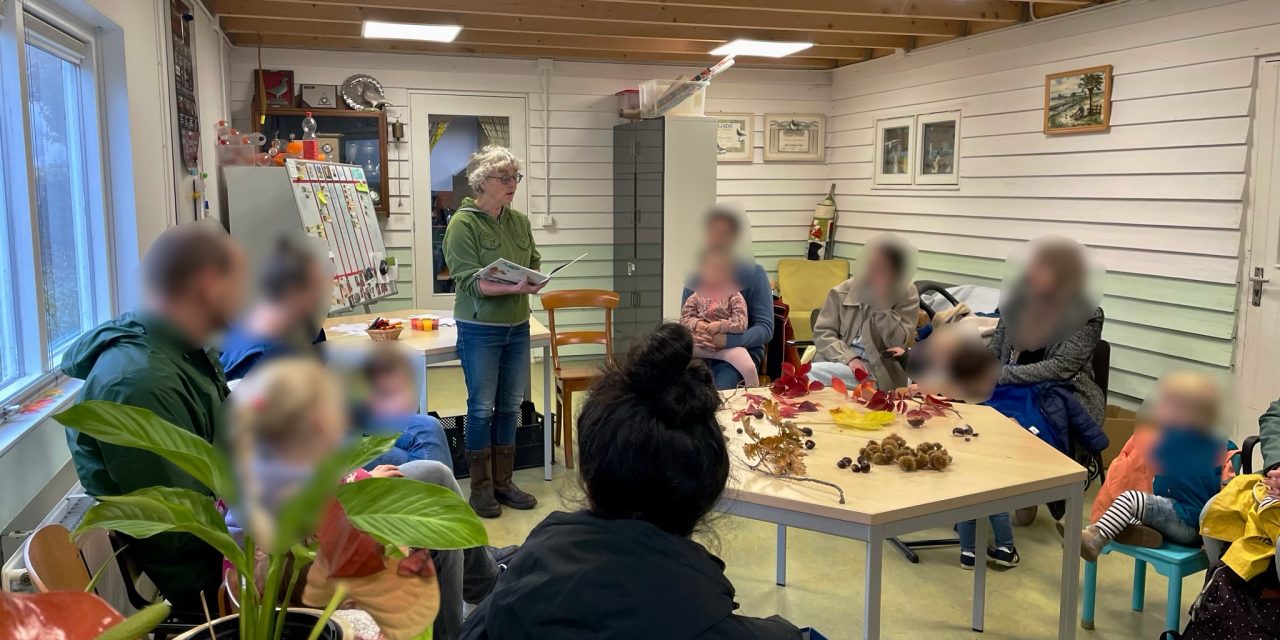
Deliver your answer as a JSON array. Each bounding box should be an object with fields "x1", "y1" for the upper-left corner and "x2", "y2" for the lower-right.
[
  {"x1": 763, "y1": 113, "x2": 825, "y2": 162},
  {"x1": 873, "y1": 116, "x2": 914, "y2": 185},
  {"x1": 915, "y1": 111, "x2": 960, "y2": 185},
  {"x1": 254, "y1": 69, "x2": 295, "y2": 107},
  {"x1": 714, "y1": 113, "x2": 754, "y2": 162},
  {"x1": 1044, "y1": 64, "x2": 1112, "y2": 135},
  {"x1": 316, "y1": 133, "x2": 344, "y2": 162}
]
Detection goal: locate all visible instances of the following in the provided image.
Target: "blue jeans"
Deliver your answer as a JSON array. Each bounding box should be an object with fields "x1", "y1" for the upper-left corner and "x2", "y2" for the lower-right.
[
  {"x1": 956, "y1": 512, "x2": 1015, "y2": 553},
  {"x1": 703, "y1": 354, "x2": 762, "y2": 390},
  {"x1": 457, "y1": 320, "x2": 529, "y2": 450},
  {"x1": 364, "y1": 414, "x2": 452, "y2": 471}
]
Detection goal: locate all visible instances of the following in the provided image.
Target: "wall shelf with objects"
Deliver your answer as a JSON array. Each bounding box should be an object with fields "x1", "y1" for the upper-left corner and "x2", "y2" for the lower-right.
[{"x1": 252, "y1": 106, "x2": 390, "y2": 214}]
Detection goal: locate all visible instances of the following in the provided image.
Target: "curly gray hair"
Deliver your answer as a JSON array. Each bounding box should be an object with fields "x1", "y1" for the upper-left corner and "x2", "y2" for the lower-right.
[{"x1": 466, "y1": 145, "x2": 523, "y2": 194}]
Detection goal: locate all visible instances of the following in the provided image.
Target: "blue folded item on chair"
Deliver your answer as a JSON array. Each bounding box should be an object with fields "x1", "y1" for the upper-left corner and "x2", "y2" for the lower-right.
[{"x1": 985, "y1": 381, "x2": 1108, "y2": 455}]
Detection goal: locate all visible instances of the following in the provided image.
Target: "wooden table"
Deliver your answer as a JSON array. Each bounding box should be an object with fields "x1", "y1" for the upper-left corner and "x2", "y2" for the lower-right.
[
  {"x1": 715, "y1": 388, "x2": 1086, "y2": 640},
  {"x1": 324, "y1": 310, "x2": 556, "y2": 480}
]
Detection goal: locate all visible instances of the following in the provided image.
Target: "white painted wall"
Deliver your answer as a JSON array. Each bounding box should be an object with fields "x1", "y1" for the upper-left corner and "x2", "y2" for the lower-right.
[
  {"x1": 828, "y1": 0, "x2": 1279, "y2": 406},
  {"x1": 227, "y1": 49, "x2": 831, "y2": 330}
]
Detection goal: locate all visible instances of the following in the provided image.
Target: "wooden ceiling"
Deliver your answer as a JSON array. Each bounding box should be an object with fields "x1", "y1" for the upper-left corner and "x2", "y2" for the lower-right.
[{"x1": 211, "y1": 0, "x2": 1108, "y2": 70}]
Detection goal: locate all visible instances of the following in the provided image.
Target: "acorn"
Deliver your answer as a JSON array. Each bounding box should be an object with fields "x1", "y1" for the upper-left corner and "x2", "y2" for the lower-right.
[
  {"x1": 898, "y1": 456, "x2": 918, "y2": 471},
  {"x1": 804, "y1": 439, "x2": 816, "y2": 450},
  {"x1": 929, "y1": 451, "x2": 952, "y2": 470}
]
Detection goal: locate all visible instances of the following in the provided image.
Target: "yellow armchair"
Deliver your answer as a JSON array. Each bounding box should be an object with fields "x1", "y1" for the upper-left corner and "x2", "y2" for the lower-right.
[{"x1": 776, "y1": 258, "x2": 850, "y2": 343}]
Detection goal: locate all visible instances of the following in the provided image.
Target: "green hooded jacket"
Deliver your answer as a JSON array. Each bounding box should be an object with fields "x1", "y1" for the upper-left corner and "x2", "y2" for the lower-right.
[
  {"x1": 442, "y1": 197, "x2": 541, "y2": 324},
  {"x1": 60, "y1": 311, "x2": 229, "y2": 609}
]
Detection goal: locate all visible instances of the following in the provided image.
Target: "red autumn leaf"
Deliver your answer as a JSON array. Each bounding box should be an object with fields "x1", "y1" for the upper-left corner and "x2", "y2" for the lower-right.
[
  {"x1": 830, "y1": 376, "x2": 848, "y2": 397},
  {"x1": 796, "y1": 400, "x2": 820, "y2": 412},
  {"x1": 744, "y1": 392, "x2": 767, "y2": 404},
  {"x1": 0, "y1": 590, "x2": 123, "y2": 640},
  {"x1": 316, "y1": 499, "x2": 386, "y2": 579},
  {"x1": 926, "y1": 395, "x2": 953, "y2": 407},
  {"x1": 797, "y1": 362, "x2": 812, "y2": 376},
  {"x1": 777, "y1": 405, "x2": 799, "y2": 418},
  {"x1": 781, "y1": 362, "x2": 796, "y2": 377},
  {"x1": 896, "y1": 400, "x2": 907, "y2": 413},
  {"x1": 853, "y1": 367, "x2": 869, "y2": 382},
  {"x1": 808, "y1": 380, "x2": 824, "y2": 392},
  {"x1": 906, "y1": 409, "x2": 925, "y2": 419}
]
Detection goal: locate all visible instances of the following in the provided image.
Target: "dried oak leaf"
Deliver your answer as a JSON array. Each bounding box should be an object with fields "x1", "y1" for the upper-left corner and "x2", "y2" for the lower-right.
[{"x1": 303, "y1": 552, "x2": 441, "y2": 640}]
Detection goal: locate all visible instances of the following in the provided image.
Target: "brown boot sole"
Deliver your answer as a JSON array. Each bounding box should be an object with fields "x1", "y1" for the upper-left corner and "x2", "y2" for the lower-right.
[
  {"x1": 469, "y1": 497, "x2": 502, "y2": 519},
  {"x1": 495, "y1": 491, "x2": 537, "y2": 510},
  {"x1": 1114, "y1": 525, "x2": 1164, "y2": 548}
]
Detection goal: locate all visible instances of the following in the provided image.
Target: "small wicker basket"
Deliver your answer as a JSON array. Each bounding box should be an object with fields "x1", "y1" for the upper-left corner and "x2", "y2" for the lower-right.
[{"x1": 366, "y1": 326, "x2": 403, "y2": 342}]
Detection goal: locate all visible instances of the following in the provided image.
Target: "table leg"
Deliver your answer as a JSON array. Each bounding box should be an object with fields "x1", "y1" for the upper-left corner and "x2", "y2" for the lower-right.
[
  {"x1": 776, "y1": 524, "x2": 787, "y2": 586},
  {"x1": 972, "y1": 515, "x2": 987, "y2": 632},
  {"x1": 418, "y1": 353, "x2": 430, "y2": 412},
  {"x1": 864, "y1": 528, "x2": 884, "y2": 640},
  {"x1": 1058, "y1": 490, "x2": 1083, "y2": 640},
  {"x1": 543, "y1": 345, "x2": 553, "y2": 481}
]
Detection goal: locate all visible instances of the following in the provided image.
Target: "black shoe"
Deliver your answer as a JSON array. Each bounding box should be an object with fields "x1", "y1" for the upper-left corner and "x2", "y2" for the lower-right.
[
  {"x1": 987, "y1": 545, "x2": 1020, "y2": 568},
  {"x1": 960, "y1": 550, "x2": 976, "y2": 570}
]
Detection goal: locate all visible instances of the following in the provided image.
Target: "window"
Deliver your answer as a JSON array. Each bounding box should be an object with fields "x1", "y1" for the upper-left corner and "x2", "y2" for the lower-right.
[
  {"x1": 0, "y1": 5, "x2": 112, "y2": 402},
  {"x1": 873, "y1": 110, "x2": 961, "y2": 188}
]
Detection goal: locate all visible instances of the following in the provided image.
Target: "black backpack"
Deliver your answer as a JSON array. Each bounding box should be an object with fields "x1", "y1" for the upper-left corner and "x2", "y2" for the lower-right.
[{"x1": 1162, "y1": 563, "x2": 1280, "y2": 640}]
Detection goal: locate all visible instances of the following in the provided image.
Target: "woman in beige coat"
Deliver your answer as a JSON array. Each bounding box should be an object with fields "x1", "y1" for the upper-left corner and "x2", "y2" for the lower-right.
[{"x1": 809, "y1": 235, "x2": 920, "y2": 389}]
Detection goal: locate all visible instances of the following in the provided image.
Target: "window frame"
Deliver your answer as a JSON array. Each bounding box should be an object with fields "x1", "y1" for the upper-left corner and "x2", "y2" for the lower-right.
[
  {"x1": 872, "y1": 109, "x2": 963, "y2": 189},
  {"x1": 0, "y1": 0, "x2": 115, "y2": 406}
]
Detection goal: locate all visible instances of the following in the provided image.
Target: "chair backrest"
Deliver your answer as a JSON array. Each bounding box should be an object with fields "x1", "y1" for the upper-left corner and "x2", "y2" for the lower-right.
[
  {"x1": 539, "y1": 289, "x2": 620, "y2": 372},
  {"x1": 23, "y1": 524, "x2": 91, "y2": 592},
  {"x1": 777, "y1": 259, "x2": 849, "y2": 342},
  {"x1": 1091, "y1": 339, "x2": 1111, "y2": 403}
]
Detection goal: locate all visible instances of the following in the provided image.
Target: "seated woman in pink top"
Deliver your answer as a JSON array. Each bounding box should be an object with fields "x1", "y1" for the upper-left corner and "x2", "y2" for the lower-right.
[{"x1": 680, "y1": 247, "x2": 758, "y2": 387}]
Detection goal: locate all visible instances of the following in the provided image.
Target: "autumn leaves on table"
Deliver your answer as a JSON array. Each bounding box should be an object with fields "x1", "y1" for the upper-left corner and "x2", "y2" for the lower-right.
[{"x1": 730, "y1": 362, "x2": 965, "y2": 503}]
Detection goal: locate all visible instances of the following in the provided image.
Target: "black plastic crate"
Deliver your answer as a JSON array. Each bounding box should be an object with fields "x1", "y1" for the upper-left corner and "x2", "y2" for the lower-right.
[{"x1": 433, "y1": 400, "x2": 547, "y2": 479}]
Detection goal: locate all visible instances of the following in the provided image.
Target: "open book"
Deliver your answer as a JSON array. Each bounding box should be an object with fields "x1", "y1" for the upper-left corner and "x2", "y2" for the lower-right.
[{"x1": 479, "y1": 252, "x2": 588, "y2": 286}]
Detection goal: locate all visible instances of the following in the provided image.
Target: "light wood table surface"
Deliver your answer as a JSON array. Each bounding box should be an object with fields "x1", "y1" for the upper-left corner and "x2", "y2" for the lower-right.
[
  {"x1": 715, "y1": 388, "x2": 1086, "y2": 640},
  {"x1": 324, "y1": 310, "x2": 556, "y2": 480}
]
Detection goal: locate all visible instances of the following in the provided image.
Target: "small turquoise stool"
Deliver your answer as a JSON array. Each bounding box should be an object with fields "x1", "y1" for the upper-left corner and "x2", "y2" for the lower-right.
[{"x1": 1081, "y1": 542, "x2": 1208, "y2": 632}]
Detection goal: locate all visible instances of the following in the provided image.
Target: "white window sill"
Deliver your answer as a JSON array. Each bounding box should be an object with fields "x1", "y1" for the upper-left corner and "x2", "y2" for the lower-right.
[{"x1": 0, "y1": 378, "x2": 82, "y2": 457}]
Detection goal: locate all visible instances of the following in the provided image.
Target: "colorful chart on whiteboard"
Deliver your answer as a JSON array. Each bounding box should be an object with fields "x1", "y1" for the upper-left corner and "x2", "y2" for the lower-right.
[{"x1": 285, "y1": 159, "x2": 398, "y2": 312}]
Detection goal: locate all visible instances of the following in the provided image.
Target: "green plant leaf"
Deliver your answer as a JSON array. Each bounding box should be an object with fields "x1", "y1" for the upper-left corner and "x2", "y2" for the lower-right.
[
  {"x1": 55, "y1": 401, "x2": 236, "y2": 502},
  {"x1": 94, "y1": 601, "x2": 172, "y2": 640},
  {"x1": 270, "y1": 435, "x2": 398, "y2": 553},
  {"x1": 337, "y1": 477, "x2": 488, "y2": 551},
  {"x1": 77, "y1": 486, "x2": 247, "y2": 575}
]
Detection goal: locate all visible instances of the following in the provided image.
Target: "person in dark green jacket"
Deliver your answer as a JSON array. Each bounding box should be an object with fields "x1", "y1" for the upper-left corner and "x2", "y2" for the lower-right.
[
  {"x1": 442, "y1": 145, "x2": 543, "y2": 519},
  {"x1": 61, "y1": 222, "x2": 246, "y2": 613}
]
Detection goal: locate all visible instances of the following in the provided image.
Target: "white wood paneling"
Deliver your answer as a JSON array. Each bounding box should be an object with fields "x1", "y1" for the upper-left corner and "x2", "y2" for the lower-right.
[
  {"x1": 829, "y1": 0, "x2": 1279, "y2": 403},
  {"x1": 229, "y1": 49, "x2": 829, "y2": 321}
]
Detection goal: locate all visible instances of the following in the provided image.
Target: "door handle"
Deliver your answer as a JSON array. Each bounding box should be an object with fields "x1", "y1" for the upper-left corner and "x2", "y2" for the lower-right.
[
  {"x1": 1251, "y1": 267, "x2": 1269, "y2": 307},
  {"x1": 627, "y1": 262, "x2": 636, "y2": 276}
]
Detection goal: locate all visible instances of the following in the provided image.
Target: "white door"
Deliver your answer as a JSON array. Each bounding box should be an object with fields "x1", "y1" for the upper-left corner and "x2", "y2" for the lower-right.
[
  {"x1": 408, "y1": 93, "x2": 528, "y2": 310},
  {"x1": 1238, "y1": 58, "x2": 1280, "y2": 440}
]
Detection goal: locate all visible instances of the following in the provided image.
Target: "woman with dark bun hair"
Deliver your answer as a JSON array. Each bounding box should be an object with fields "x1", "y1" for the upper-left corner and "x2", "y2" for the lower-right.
[{"x1": 461, "y1": 323, "x2": 802, "y2": 640}]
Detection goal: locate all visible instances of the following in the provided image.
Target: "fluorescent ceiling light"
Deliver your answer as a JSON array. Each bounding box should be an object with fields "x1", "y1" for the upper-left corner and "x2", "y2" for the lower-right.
[
  {"x1": 710, "y1": 39, "x2": 813, "y2": 58},
  {"x1": 362, "y1": 20, "x2": 462, "y2": 43}
]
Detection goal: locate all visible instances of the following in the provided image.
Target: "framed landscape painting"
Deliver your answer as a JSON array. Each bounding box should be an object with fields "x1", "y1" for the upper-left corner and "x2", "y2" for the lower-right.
[{"x1": 1043, "y1": 64, "x2": 1112, "y2": 135}]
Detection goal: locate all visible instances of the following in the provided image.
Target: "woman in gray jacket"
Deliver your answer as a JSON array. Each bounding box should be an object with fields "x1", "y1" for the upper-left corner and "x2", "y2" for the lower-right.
[{"x1": 810, "y1": 235, "x2": 920, "y2": 389}]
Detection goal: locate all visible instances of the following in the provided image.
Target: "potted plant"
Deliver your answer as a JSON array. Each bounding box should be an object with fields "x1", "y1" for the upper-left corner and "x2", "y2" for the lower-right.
[
  {"x1": 55, "y1": 400, "x2": 488, "y2": 639},
  {"x1": 0, "y1": 589, "x2": 171, "y2": 639}
]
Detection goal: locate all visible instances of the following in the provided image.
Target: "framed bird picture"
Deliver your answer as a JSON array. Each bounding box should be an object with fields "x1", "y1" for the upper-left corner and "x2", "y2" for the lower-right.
[
  {"x1": 254, "y1": 69, "x2": 295, "y2": 107},
  {"x1": 714, "y1": 113, "x2": 754, "y2": 162},
  {"x1": 764, "y1": 113, "x2": 826, "y2": 162}
]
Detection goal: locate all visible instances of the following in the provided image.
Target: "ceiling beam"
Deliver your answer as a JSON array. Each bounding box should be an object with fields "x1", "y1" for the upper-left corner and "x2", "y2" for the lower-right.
[
  {"x1": 220, "y1": 17, "x2": 865, "y2": 60},
  {"x1": 215, "y1": 0, "x2": 967, "y2": 37},
  {"x1": 590, "y1": 0, "x2": 1024, "y2": 23},
  {"x1": 227, "y1": 32, "x2": 840, "y2": 68},
  {"x1": 211, "y1": 1, "x2": 919, "y2": 49}
]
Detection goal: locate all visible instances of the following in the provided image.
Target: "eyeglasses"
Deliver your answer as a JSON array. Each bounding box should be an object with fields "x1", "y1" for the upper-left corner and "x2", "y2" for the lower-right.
[{"x1": 487, "y1": 173, "x2": 523, "y2": 185}]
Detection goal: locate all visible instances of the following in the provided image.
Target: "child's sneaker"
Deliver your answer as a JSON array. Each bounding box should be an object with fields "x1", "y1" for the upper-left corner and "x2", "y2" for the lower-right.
[
  {"x1": 1080, "y1": 525, "x2": 1108, "y2": 562},
  {"x1": 1114, "y1": 524, "x2": 1164, "y2": 548},
  {"x1": 960, "y1": 550, "x2": 977, "y2": 570},
  {"x1": 987, "y1": 545, "x2": 1020, "y2": 568}
]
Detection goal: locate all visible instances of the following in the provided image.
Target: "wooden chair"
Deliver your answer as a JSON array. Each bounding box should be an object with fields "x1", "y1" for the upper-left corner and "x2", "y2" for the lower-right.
[
  {"x1": 23, "y1": 524, "x2": 91, "y2": 592},
  {"x1": 540, "y1": 289, "x2": 620, "y2": 469}
]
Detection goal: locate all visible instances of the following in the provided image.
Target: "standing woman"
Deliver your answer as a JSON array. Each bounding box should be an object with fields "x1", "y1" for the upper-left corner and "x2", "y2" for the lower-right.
[{"x1": 443, "y1": 145, "x2": 544, "y2": 518}]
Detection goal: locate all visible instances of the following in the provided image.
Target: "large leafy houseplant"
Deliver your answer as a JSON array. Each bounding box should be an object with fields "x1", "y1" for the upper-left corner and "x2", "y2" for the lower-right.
[{"x1": 55, "y1": 400, "x2": 488, "y2": 640}]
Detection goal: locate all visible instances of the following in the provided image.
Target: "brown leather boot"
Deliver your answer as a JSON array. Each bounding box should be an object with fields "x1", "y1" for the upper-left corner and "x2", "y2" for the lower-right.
[
  {"x1": 493, "y1": 444, "x2": 537, "y2": 510},
  {"x1": 466, "y1": 449, "x2": 501, "y2": 518}
]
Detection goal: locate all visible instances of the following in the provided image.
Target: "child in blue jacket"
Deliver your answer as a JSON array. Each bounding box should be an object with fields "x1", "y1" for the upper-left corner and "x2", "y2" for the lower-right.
[
  {"x1": 358, "y1": 344, "x2": 453, "y2": 471},
  {"x1": 1081, "y1": 371, "x2": 1227, "y2": 560}
]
